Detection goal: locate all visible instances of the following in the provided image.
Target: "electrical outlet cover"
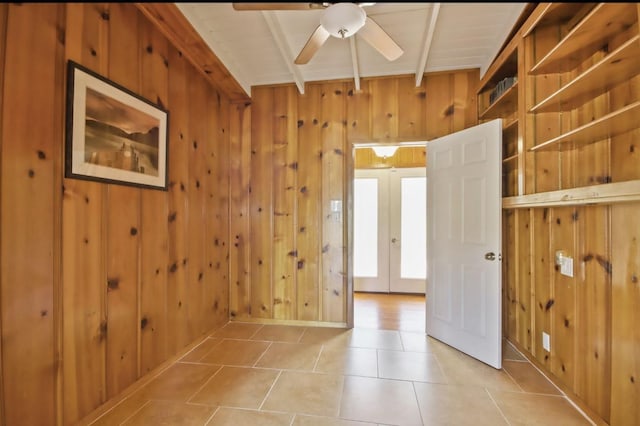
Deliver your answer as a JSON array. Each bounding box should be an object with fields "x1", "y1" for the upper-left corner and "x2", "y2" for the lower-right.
[{"x1": 542, "y1": 332, "x2": 550, "y2": 352}]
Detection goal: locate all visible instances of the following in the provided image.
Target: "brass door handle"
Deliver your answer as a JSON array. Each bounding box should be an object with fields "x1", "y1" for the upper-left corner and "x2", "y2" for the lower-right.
[{"x1": 485, "y1": 252, "x2": 496, "y2": 261}]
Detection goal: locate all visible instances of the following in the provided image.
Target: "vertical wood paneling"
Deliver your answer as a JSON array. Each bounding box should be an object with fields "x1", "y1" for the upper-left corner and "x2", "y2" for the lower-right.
[
  {"x1": 138, "y1": 15, "x2": 169, "y2": 375},
  {"x1": 346, "y1": 80, "x2": 371, "y2": 142},
  {"x1": 105, "y1": 3, "x2": 141, "y2": 398},
  {"x1": 453, "y1": 70, "x2": 479, "y2": 132},
  {"x1": 425, "y1": 73, "x2": 453, "y2": 139},
  {"x1": 206, "y1": 88, "x2": 230, "y2": 328},
  {"x1": 250, "y1": 87, "x2": 274, "y2": 318},
  {"x1": 321, "y1": 82, "x2": 347, "y2": 322},
  {"x1": 370, "y1": 78, "x2": 398, "y2": 140},
  {"x1": 272, "y1": 86, "x2": 298, "y2": 320},
  {"x1": 532, "y1": 208, "x2": 551, "y2": 368},
  {"x1": 187, "y1": 73, "x2": 208, "y2": 335},
  {"x1": 610, "y1": 74, "x2": 640, "y2": 183},
  {"x1": 549, "y1": 207, "x2": 577, "y2": 390},
  {"x1": 575, "y1": 205, "x2": 611, "y2": 422},
  {"x1": 166, "y1": 45, "x2": 190, "y2": 353},
  {"x1": 296, "y1": 84, "x2": 322, "y2": 321},
  {"x1": 516, "y1": 209, "x2": 532, "y2": 351},
  {"x1": 610, "y1": 202, "x2": 640, "y2": 426},
  {"x1": 1, "y1": 3, "x2": 59, "y2": 424},
  {"x1": 503, "y1": 209, "x2": 517, "y2": 340},
  {"x1": 229, "y1": 103, "x2": 251, "y2": 319},
  {"x1": 0, "y1": 5, "x2": 6, "y2": 423},
  {"x1": 62, "y1": 3, "x2": 109, "y2": 422},
  {"x1": 398, "y1": 76, "x2": 426, "y2": 138}
]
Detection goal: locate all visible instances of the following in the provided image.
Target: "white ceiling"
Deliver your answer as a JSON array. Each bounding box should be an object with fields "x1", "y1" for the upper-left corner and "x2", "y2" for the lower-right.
[{"x1": 176, "y1": 2, "x2": 528, "y2": 97}]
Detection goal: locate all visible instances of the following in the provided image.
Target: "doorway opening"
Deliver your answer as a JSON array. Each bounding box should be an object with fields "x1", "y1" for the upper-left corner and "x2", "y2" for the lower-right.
[{"x1": 349, "y1": 142, "x2": 427, "y2": 332}]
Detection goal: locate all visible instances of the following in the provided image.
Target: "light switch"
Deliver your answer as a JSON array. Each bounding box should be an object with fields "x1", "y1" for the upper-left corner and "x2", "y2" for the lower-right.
[{"x1": 560, "y1": 255, "x2": 573, "y2": 277}]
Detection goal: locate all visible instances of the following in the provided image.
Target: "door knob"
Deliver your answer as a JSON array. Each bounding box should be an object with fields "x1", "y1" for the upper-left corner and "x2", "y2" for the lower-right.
[
  {"x1": 485, "y1": 252, "x2": 496, "y2": 261},
  {"x1": 391, "y1": 238, "x2": 398, "y2": 243}
]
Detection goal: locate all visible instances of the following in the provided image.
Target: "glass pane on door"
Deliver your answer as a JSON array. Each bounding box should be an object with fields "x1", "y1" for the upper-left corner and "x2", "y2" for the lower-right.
[
  {"x1": 400, "y1": 176, "x2": 427, "y2": 279},
  {"x1": 354, "y1": 178, "x2": 378, "y2": 277}
]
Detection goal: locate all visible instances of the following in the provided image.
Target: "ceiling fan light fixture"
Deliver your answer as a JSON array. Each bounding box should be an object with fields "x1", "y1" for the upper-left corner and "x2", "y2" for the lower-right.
[
  {"x1": 371, "y1": 145, "x2": 399, "y2": 158},
  {"x1": 321, "y1": 3, "x2": 366, "y2": 39}
]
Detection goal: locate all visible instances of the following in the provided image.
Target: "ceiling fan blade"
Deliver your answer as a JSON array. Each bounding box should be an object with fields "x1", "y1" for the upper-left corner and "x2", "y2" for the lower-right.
[
  {"x1": 294, "y1": 25, "x2": 331, "y2": 65},
  {"x1": 232, "y1": 3, "x2": 326, "y2": 11},
  {"x1": 357, "y1": 16, "x2": 403, "y2": 61}
]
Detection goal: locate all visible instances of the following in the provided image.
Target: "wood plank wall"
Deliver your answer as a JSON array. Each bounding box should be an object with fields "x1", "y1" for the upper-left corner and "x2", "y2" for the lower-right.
[
  {"x1": 0, "y1": 3, "x2": 233, "y2": 425},
  {"x1": 503, "y1": 6, "x2": 640, "y2": 425},
  {"x1": 229, "y1": 71, "x2": 479, "y2": 324}
]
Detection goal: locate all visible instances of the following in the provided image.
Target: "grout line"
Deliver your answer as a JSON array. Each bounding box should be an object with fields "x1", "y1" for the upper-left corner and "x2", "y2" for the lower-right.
[
  {"x1": 185, "y1": 365, "x2": 224, "y2": 404},
  {"x1": 296, "y1": 327, "x2": 307, "y2": 343},
  {"x1": 312, "y1": 344, "x2": 324, "y2": 372},
  {"x1": 116, "y1": 399, "x2": 153, "y2": 426},
  {"x1": 411, "y1": 381, "x2": 426, "y2": 426},
  {"x1": 252, "y1": 341, "x2": 273, "y2": 367},
  {"x1": 501, "y1": 365, "x2": 526, "y2": 393},
  {"x1": 258, "y1": 370, "x2": 283, "y2": 411},
  {"x1": 484, "y1": 387, "x2": 512, "y2": 426},
  {"x1": 202, "y1": 406, "x2": 221, "y2": 426}
]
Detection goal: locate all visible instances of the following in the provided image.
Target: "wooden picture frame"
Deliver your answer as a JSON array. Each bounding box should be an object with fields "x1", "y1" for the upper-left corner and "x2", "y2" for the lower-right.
[{"x1": 65, "y1": 60, "x2": 169, "y2": 190}]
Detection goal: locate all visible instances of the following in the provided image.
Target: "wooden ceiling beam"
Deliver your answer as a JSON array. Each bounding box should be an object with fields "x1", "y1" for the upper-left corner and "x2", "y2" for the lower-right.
[
  {"x1": 261, "y1": 11, "x2": 306, "y2": 95},
  {"x1": 350, "y1": 36, "x2": 361, "y2": 92},
  {"x1": 415, "y1": 3, "x2": 440, "y2": 87},
  {"x1": 135, "y1": 3, "x2": 251, "y2": 103}
]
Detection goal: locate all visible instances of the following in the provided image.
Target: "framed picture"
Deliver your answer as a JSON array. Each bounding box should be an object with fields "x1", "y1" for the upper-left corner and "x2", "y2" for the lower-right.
[{"x1": 65, "y1": 60, "x2": 169, "y2": 190}]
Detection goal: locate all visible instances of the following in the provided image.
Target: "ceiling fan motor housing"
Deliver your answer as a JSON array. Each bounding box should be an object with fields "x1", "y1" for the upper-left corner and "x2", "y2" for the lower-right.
[{"x1": 321, "y1": 3, "x2": 366, "y2": 38}]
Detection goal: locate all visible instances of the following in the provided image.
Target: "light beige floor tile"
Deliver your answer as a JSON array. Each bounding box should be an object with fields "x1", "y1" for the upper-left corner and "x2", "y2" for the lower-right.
[
  {"x1": 293, "y1": 414, "x2": 377, "y2": 425},
  {"x1": 90, "y1": 394, "x2": 148, "y2": 426},
  {"x1": 251, "y1": 324, "x2": 307, "y2": 342},
  {"x1": 399, "y1": 332, "x2": 439, "y2": 353},
  {"x1": 433, "y1": 343, "x2": 521, "y2": 392},
  {"x1": 136, "y1": 363, "x2": 221, "y2": 402},
  {"x1": 339, "y1": 376, "x2": 423, "y2": 425},
  {"x1": 199, "y1": 339, "x2": 271, "y2": 366},
  {"x1": 181, "y1": 337, "x2": 223, "y2": 362},
  {"x1": 377, "y1": 350, "x2": 448, "y2": 383},
  {"x1": 413, "y1": 382, "x2": 508, "y2": 426},
  {"x1": 262, "y1": 371, "x2": 344, "y2": 417},
  {"x1": 346, "y1": 328, "x2": 403, "y2": 350},
  {"x1": 121, "y1": 400, "x2": 215, "y2": 425},
  {"x1": 190, "y1": 366, "x2": 280, "y2": 409},
  {"x1": 299, "y1": 327, "x2": 353, "y2": 346},
  {"x1": 207, "y1": 407, "x2": 293, "y2": 426},
  {"x1": 488, "y1": 390, "x2": 591, "y2": 425},
  {"x1": 255, "y1": 342, "x2": 322, "y2": 371},
  {"x1": 503, "y1": 360, "x2": 561, "y2": 395},
  {"x1": 314, "y1": 346, "x2": 378, "y2": 378},
  {"x1": 503, "y1": 340, "x2": 527, "y2": 361},
  {"x1": 211, "y1": 322, "x2": 263, "y2": 339}
]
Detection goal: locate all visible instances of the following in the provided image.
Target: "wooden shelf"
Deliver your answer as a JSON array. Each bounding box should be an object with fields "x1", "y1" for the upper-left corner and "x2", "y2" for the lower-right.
[
  {"x1": 530, "y1": 101, "x2": 640, "y2": 151},
  {"x1": 530, "y1": 36, "x2": 640, "y2": 113},
  {"x1": 503, "y1": 154, "x2": 519, "y2": 164},
  {"x1": 503, "y1": 179, "x2": 640, "y2": 208},
  {"x1": 479, "y1": 81, "x2": 518, "y2": 120},
  {"x1": 529, "y1": 3, "x2": 637, "y2": 75},
  {"x1": 503, "y1": 117, "x2": 518, "y2": 133},
  {"x1": 521, "y1": 3, "x2": 597, "y2": 37},
  {"x1": 477, "y1": 35, "x2": 518, "y2": 94}
]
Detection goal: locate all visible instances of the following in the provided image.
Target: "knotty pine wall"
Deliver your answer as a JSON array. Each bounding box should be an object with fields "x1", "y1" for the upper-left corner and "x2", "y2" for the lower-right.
[
  {"x1": 501, "y1": 11, "x2": 640, "y2": 425},
  {"x1": 0, "y1": 3, "x2": 234, "y2": 425},
  {"x1": 230, "y1": 71, "x2": 478, "y2": 324}
]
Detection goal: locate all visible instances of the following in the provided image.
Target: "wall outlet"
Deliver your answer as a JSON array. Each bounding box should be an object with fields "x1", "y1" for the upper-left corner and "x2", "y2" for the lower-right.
[{"x1": 542, "y1": 332, "x2": 550, "y2": 352}]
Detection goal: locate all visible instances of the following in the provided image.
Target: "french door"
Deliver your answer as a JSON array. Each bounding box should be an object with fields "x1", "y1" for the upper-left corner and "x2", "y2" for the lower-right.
[{"x1": 353, "y1": 167, "x2": 426, "y2": 294}]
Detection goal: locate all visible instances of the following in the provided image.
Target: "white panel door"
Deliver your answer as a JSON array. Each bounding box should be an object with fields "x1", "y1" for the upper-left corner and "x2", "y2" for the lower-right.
[{"x1": 426, "y1": 119, "x2": 502, "y2": 369}]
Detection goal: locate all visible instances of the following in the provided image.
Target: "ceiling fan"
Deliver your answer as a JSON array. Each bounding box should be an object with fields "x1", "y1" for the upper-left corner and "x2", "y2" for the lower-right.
[{"x1": 232, "y1": 3, "x2": 404, "y2": 65}]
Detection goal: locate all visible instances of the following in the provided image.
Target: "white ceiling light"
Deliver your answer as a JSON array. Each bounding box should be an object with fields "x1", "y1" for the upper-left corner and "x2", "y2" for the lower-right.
[
  {"x1": 321, "y1": 3, "x2": 366, "y2": 39},
  {"x1": 371, "y1": 146, "x2": 399, "y2": 158}
]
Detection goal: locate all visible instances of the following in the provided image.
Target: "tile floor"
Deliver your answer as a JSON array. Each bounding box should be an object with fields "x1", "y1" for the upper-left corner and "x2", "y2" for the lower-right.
[{"x1": 86, "y1": 320, "x2": 593, "y2": 425}]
